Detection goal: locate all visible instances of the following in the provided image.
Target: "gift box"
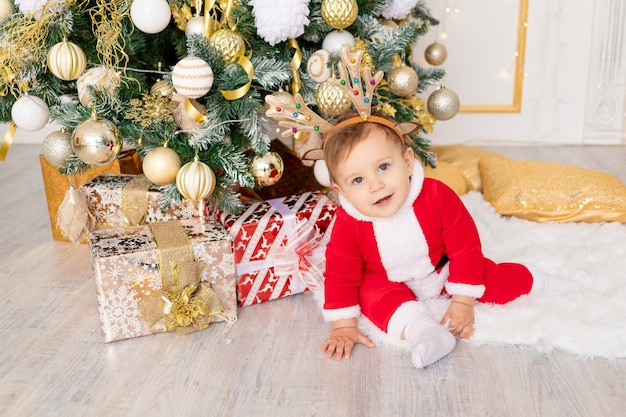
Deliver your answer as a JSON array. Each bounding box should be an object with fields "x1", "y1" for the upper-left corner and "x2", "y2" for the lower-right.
[
  {"x1": 40, "y1": 150, "x2": 142, "y2": 242},
  {"x1": 216, "y1": 191, "x2": 336, "y2": 306},
  {"x1": 81, "y1": 174, "x2": 209, "y2": 228},
  {"x1": 88, "y1": 220, "x2": 237, "y2": 343}
]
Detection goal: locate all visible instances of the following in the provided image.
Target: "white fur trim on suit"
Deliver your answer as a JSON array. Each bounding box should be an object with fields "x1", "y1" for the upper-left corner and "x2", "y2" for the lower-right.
[
  {"x1": 386, "y1": 301, "x2": 429, "y2": 340},
  {"x1": 444, "y1": 281, "x2": 486, "y2": 298},
  {"x1": 322, "y1": 305, "x2": 361, "y2": 322},
  {"x1": 405, "y1": 262, "x2": 450, "y2": 300},
  {"x1": 339, "y1": 163, "x2": 435, "y2": 283}
]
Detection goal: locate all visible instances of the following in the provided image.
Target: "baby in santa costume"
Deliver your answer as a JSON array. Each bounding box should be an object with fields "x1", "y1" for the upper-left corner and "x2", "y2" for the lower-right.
[{"x1": 319, "y1": 112, "x2": 575, "y2": 369}]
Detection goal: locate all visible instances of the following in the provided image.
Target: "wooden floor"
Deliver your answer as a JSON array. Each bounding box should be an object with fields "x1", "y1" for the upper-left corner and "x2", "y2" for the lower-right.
[{"x1": 1, "y1": 144, "x2": 625, "y2": 417}]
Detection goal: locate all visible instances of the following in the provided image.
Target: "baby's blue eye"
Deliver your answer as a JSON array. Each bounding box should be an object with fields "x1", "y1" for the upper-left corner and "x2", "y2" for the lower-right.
[
  {"x1": 352, "y1": 177, "x2": 363, "y2": 185},
  {"x1": 379, "y1": 163, "x2": 389, "y2": 172}
]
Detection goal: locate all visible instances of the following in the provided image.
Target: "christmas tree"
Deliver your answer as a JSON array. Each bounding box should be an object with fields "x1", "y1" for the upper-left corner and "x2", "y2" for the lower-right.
[{"x1": 0, "y1": 0, "x2": 449, "y2": 214}]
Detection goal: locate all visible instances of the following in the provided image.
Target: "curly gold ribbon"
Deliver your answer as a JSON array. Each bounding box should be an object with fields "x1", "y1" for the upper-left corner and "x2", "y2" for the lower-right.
[
  {"x1": 219, "y1": 53, "x2": 254, "y2": 100},
  {"x1": 288, "y1": 38, "x2": 303, "y2": 95},
  {"x1": 0, "y1": 122, "x2": 16, "y2": 161},
  {"x1": 138, "y1": 221, "x2": 223, "y2": 333},
  {"x1": 184, "y1": 98, "x2": 207, "y2": 123}
]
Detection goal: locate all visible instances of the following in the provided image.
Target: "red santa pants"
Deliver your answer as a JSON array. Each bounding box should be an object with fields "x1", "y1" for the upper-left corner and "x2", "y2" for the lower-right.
[{"x1": 359, "y1": 258, "x2": 534, "y2": 333}]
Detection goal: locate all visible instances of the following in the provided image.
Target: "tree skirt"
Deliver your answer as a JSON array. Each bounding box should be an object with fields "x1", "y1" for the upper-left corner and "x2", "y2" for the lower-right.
[{"x1": 317, "y1": 191, "x2": 626, "y2": 359}]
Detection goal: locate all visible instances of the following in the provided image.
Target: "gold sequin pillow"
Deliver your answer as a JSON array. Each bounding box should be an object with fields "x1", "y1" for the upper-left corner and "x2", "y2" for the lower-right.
[
  {"x1": 423, "y1": 161, "x2": 470, "y2": 196},
  {"x1": 479, "y1": 156, "x2": 626, "y2": 223},
  {"x1": 431, "y1": 145, "x2": 503, "y2": 192}
]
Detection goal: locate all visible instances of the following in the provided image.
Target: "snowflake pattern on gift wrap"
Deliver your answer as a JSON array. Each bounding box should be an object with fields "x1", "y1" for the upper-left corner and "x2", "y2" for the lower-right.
[{"x1": 100, "y1": 286, "x2": 145, "y2": 340}]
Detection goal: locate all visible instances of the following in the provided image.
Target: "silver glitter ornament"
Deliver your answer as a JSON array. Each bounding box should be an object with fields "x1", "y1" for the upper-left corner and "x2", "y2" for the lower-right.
[
  {"x1": 427, "y1": 86, "x2": 460, "y2": 121},
  {"x1": 42, "y1": 129, "x2": 74, "y2": 167}
]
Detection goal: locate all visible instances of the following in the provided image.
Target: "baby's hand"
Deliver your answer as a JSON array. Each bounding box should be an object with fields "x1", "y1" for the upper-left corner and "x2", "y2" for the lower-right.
[
  {"x1": 441, "y1": 297, "x2": 475, "y2": 339},
  {"x1": 320, "y1": 326, "x2": 375, "y2": 360}
]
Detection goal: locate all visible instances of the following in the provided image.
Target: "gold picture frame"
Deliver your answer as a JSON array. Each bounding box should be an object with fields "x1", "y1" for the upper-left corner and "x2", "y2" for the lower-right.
[{"x1": 460, "y1": 0, "x2": 529, "y2": 113}]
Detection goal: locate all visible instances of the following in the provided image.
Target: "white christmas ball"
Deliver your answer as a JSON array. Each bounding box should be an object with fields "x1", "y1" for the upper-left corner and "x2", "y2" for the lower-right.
[
  {"x1": 322, "y1": 30, "x2": 356, "y2": 54},
  {"x1": 76, "y1": 66, "x2": 121, "y2": 106},
  {"x1": 313, "y1": 159, "x2": 332, "y2": 187},
  {"x1": 307, "y1": 49, "x2": 331, "y2": 84},
  {"x1": 0, "y1": 0, "x2": 13, "y2": 19},
  {"x1": 130, "y1": 0, "x2": 171, "y2": 34},
  {"x1": 11, "y1": 95, "x2": 49, "y2": 131},
  {"x1": 185, "y1": 15, "x2": 206, "y2": 37},
  {"x1": 171, "y1": 57, "x2": 214, "y2": 99}
]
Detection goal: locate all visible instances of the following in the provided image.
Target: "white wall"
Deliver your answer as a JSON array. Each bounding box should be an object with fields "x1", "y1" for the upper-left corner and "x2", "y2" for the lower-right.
[{"x1": 3, "y1": 0, "x2": 624, "y2": 148}]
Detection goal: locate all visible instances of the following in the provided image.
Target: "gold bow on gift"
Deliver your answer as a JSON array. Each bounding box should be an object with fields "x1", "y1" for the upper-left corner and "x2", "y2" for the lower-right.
[{"x1": 139, "y1": 221, "x2": 223, "y2": 335}]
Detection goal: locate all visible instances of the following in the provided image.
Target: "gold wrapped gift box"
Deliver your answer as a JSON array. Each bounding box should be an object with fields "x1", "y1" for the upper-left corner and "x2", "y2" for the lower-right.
[
  {"x1": 40, "y1": 150, "x2": 143, "y2": 242},
  {"x1": 88, "y1": 220, "x2": 237, "y2": 343}
]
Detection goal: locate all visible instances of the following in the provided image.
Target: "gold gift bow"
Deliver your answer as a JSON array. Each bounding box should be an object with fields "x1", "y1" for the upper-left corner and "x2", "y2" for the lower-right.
[{"x1": 138, "y1": 221, "x2": 223, "y2": 334}]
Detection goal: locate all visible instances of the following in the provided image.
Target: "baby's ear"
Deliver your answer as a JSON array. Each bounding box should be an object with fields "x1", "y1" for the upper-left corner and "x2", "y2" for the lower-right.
[{"x1": 395, "y1": 122, "x2": 421, "y2": 136}]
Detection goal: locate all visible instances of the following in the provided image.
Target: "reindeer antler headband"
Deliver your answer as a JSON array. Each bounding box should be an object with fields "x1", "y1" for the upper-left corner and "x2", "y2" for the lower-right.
[{"x1": 265, "y1": 47, "x2": 419, "y2": 158}]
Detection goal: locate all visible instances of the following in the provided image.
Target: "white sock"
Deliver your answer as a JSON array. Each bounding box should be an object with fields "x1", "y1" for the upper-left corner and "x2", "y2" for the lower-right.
[
  {"x1": 404, "y1": 313, "x2": 456, "y2": 369},
  {"x1": 528, "y1": 266, "x2": 580, "y2": 293}
]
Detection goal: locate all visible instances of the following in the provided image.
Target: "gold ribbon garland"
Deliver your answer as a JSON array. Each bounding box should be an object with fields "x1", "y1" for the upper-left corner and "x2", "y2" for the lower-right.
[
  {"x1": 0, "y1": 122, "x2": 16, "y2": 161},
  {"x1": 138, "y1": 221, "x2": 223, "y2": 334},
  {"x1": 184, "y1": 98, "x2": 208, "y2": 123},
  {"x1": 219, "y1": 53, "x2": 255, "y2": 100}
]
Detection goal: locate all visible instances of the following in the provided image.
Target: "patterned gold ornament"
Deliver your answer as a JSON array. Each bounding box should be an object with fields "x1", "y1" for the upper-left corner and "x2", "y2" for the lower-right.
[
  {"x1": 315, "y1": 79, "x2": 351, "y2": 116},
  {"x1": 142, "y1": 146, "x2": 182, "y2": 185},
  {"x1": 150, "y1": 78, "x2": 174, "y2": 98},
  {"x1": 176, "y1": 156, "x2": 216, "y2": 200},
  {"x1": 387, "y1": 65, "x2": 419, "y2": 97},
  {"x1": 71, "y1": 113, "x2": 123, "y2": 166},
  {"x1": 76, "y1": 66, "x2": 121, "y2": 106},
  {"x1": 171, "y1": 56, "x2": 214, "y2": 99},
  {"x1": 42, "y1": 129, "x2": 73, "y2": 167},
  {"x1": 427, "y1": 85, "x2": 460, "y2": 121},
  {"x1": 425, "y1": 42, "x2": 448, "y2": 66},
  {"x1": 321, "y1": 0, "x2": 358, "y2": 30},
  {"x1": 250, "y1": 152, "x2": 284, "y2": 186},
  {"x1": 47, "y1": 39, "x2": 87, "y2": 81},
  {"x1": 209, "y1": 29, "x2": 246, "y2": 65}
]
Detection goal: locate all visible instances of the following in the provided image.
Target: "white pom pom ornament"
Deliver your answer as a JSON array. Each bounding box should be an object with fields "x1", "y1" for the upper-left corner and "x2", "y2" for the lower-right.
[{"x1": 250, "y1": 0, "x2": 310, "y2": 45}]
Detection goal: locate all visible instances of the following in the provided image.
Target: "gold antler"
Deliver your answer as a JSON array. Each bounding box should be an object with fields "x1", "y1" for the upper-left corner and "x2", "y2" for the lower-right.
[{"x1": 327, "y1": 48, "x2": 385, "y2": 120}]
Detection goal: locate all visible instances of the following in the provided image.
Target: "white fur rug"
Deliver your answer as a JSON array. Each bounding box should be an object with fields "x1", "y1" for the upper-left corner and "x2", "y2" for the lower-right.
[{"x1": 324, "y1": 191, "x2": 626, "y2": 359}]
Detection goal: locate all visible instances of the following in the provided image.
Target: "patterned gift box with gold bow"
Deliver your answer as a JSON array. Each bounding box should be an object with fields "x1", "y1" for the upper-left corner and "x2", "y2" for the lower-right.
[
  {"x1": 88, "y1": 220, "x2": 237, "y2": 343},
  {"x1": 40, "y1": 150, "x2": 143, "y2": 242},
  {"x1": 81, "y1": 174, "x2": 209, "y2": 228},
  {"x1": 216, "y1": 191, "x2": 336, "y2": 306}
]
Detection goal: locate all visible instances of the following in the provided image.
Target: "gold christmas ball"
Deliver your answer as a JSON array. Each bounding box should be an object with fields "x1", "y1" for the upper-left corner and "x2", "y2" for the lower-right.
[
  {"x1": 71, "y1": 115, "x2": 123, "y2": 166},
  {"x1": 316, "y1": 80, "x2": 351, "y2": 116},
  {"x1": 209, "y1": 29, "x2": 246, "y2": 65},
  {"x1": 47, "y1": 39, "x2": 87, "y2": 81},
  {"x1": 150, "y1": 78, "x2": 174, "y2": 98},
  {"x1": 321, "y1": 0, "x2": 358, "y2": 30},
  {"x1": 142, "y1": 146, "x2": 182, "y2": 185},
  {"x1": 76, "y1": 66, "x2": 121, "y2": 106},
  {"x1": 250, "y1": 152, "x2": 284, "y2": 187},
  {"x1": 176, "y1": 156, "x2": 216, "y2": 200},
  {"x1": 427, "y1": 86, "x2": 460, "y2": 121},
  {"x1": 425, "y1": 42, "x2": 448, "y2": 66},
  {"x1": 42, "y1": 129, "x2": 73, "y2": 167},
  {"x1": 171, "y1": 56, "x2": 214, "y2": 99},
  {"x1": 387, "y1": 65, "x2": 419, "y2": 97}
]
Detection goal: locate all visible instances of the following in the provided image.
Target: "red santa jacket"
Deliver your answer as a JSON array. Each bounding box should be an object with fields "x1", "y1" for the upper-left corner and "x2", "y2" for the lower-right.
[{"x1": 323, "y1": 163, "x2": 487, "y2": 322}]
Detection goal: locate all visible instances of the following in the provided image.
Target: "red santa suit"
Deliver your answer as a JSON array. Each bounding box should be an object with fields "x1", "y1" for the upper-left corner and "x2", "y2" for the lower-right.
[{"x1": 323, "y1": 163, "x2": 534, "y2": 340}]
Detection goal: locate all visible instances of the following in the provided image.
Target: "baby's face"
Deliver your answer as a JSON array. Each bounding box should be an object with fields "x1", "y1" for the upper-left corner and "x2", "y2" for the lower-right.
[{"x1": 332, "y1": 130, "x2": 414, "y2": 218}]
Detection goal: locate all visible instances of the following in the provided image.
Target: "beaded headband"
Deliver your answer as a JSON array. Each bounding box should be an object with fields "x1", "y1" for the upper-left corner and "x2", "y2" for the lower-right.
[{"x1": 265, "y1": 47, "x2": 420, "y2": 160}]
